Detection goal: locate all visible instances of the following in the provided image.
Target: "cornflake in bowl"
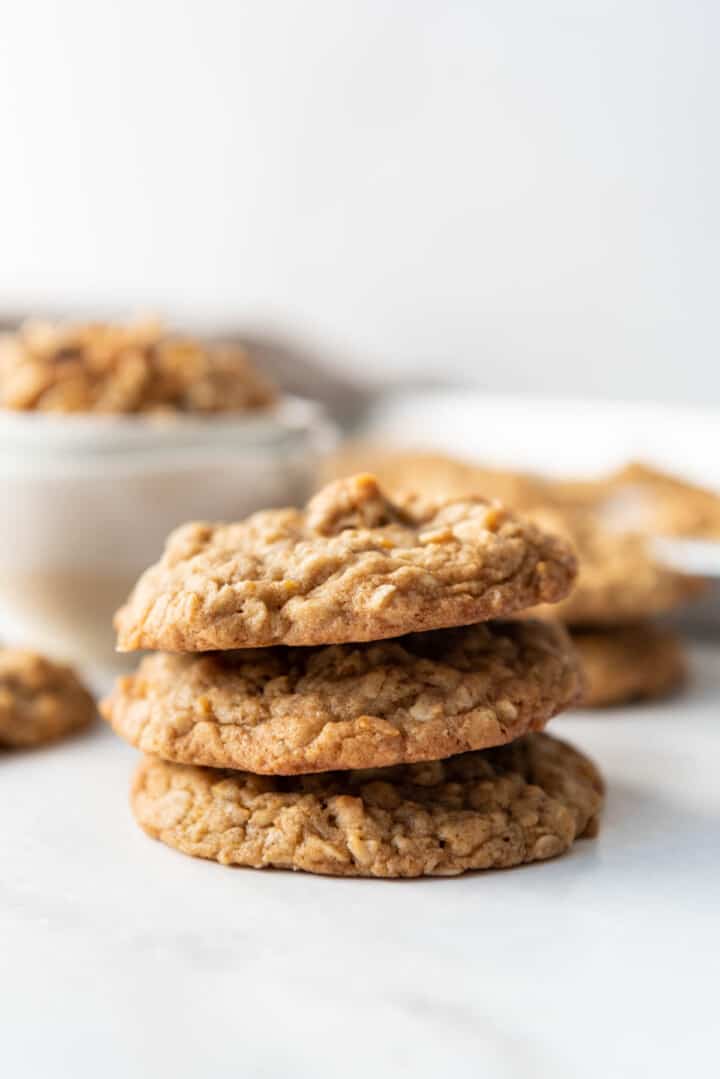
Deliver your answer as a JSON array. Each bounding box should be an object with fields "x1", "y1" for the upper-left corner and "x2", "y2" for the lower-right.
[{"x1": 0, "y1": 318, "x2": 276, "y2": 414}]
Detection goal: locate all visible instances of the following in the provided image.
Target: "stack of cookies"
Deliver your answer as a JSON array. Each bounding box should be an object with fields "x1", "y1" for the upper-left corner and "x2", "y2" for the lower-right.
[{"x1": 102, "y1": 474, "x2": 603, "y2": 878}]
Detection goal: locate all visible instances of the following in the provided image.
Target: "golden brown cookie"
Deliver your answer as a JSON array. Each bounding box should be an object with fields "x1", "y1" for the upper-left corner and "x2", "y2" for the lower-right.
[
  {"x1": 604, "y1": 462, "x2": 720, "y2": 541},
  {"x1": 0, "y1": 649, "x2": 96, "y2": 747},
  {"x1": 319, "y1": 446, "x2": 553, "y2": 507},
  {"x1": 130, "y1": 732, "x2": 603, "y2": 878},
  {"x1": 321, "y1": 452, "x2": 703, "y2": 623},
  {"x1": 102, "y1": 621, "x2": 583, "y2": 774},
  {"x1": 321, "y1": 447, "x2": 720, "y2": 540},
  {"x1": 572, "y1": 623, "x2": 687, "y2": 708},
  {"x1": 0, "y1": 318, "x2": 276, "y2": 413},
  {"x1": 115, "y1": 474, "x2": 578, "y2": 652},
  {"x1": 526, "y1": 506, "x2": 704, "y2": 625}
]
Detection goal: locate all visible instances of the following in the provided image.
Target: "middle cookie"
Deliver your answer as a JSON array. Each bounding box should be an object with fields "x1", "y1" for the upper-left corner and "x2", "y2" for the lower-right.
[{"x1": 102, "y1": 621, "x2": 582, "y2": 774}]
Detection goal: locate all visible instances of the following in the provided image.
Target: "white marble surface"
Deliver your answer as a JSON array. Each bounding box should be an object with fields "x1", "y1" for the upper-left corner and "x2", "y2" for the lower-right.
[{"x1": 2, "y1": 642, "x2": 719, "y2": 1079}]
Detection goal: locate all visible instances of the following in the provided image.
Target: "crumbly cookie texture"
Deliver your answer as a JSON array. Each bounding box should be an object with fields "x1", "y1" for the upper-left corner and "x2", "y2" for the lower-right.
[
  {"x1": 131, "y1": 732, "x2": 603, "y2": 878},
  {"x1": 114, "y1": 475, "x2": 578, "y2": 652},
  {"x1": 102, "y1": 621, "x2": 583, "y2": 774},
  {"x1": 322, "y1": 447, "x2": 720, "y2": 540},
  {"x1": 321, "y1": 451, "x2": 705, "y2": 623},
  {"x1": 0, "y1": 319, "x2": 276, "y2": 413},
  {"x1": 572, "y1": 622, "x2": 687, "y2": 708},
  {"x1": 0, "y1": 649, "x2": 96, "y2": 747},
  {"x1": 525, "y1": 506, "x2": 704, "y2": 625}
]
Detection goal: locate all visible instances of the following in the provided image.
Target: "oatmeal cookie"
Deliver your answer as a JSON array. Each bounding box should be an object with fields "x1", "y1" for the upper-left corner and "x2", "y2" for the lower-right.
[
  {"x1": 526, "y1": 506, "x2": 704, "y2": 625},
  {"x1": 319, "y1": 447, "x2": 553, "y2": 507},
  {"x1": 572, "y1": 623, "x2": 687, "y2": 708},
  {"x1": 103, "y1": 621, "x2": 583, "y2": 773},
  {"x1": 114, "y1": 474, "x2": 578, "y2": 652},
  {"x1": 319, "y1": 456, "x2": 704, "y2": 625},
  {"x1": 604, "y1": 462, "x2": 720, "y2": 541},
  {"x1": 0, "y1": 649, "x2": 95, "y2": 747},
  {"x1": 130, "y1": 732, "x2": 603, "y2": 878},
  {"x1": 0, "y1": 319, "x2": 276, "y2": 413}
]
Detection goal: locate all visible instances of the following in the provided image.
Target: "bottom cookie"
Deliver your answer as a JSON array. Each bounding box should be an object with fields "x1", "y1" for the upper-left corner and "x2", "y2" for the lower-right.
[
  {"x1": 572, "y1": 623, "x2": 687, "y2": 708},
  {"x1": 131, "y1": 733, "x2": 603, "y2": 878}
]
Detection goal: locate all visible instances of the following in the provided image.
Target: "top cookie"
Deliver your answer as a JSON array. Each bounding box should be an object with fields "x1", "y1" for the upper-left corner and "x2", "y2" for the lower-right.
[
  {"x1": 0, "y1": 319, "x2": 276, "y2": 414},
  {"x1": 320, "y1": 451, "x2": 704, "y2": 625},
  {"x1": 115, "y1": 474, "x2": 578, "y2": 651}
]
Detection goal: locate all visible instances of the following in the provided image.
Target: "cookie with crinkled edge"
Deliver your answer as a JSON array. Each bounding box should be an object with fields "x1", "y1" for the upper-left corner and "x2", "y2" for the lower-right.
[
  {"x1": 130, "y1": 732, "x2": 604, "y2": 878},
  {"x1": 115, "y1": 474, "x2": 578, "y2": 652},
  {"x1": 318, "y1": 456, "x2": 704, "y2": 625},
  {"x1": 102, "y1": 621, "x2": 583, "y2": 774},
  {"x1": 0, "y1": 649, "x2": 96, "y2": 748},
  {"x1": 572, "y1": 622, "x2": 687, "y2": 708}
]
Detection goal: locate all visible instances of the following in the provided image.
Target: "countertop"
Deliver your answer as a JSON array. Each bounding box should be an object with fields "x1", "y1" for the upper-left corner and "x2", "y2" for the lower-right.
[{"x1": 3, "y1": 641, "x2": 719, "y2": 1079}]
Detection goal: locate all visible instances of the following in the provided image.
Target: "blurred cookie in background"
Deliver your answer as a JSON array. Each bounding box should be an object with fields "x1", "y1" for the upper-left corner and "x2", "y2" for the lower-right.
[
  {"x1": 602, "y1": 461, "x2": 720, "y2": 541},
  {"x1": 320, "y1": 446, "x2": 720, "y2": 541},
  {"x1": 0, "y1": 649, "x2": 96, "y2": 748},
  {"x1": 524, "y1": 505, "x2": 706, "y2": 626},
  {"x1": 571, "y1": 623, "x2": 687, "y2": 708},
  {"x1": 319, "y1": 444, "x2": 553, "y2": 507}
]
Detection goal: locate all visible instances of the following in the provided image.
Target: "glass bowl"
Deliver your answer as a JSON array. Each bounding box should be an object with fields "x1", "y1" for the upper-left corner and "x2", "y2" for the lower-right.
[{"x1": 0, "y1": 396, "x2": 336, "y2": 679}]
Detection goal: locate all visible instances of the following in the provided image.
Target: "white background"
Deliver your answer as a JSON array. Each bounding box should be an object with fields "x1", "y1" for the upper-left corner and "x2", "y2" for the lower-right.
[{"x1": 0, "y1": 1, "x2": 717, "y2": 401}]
